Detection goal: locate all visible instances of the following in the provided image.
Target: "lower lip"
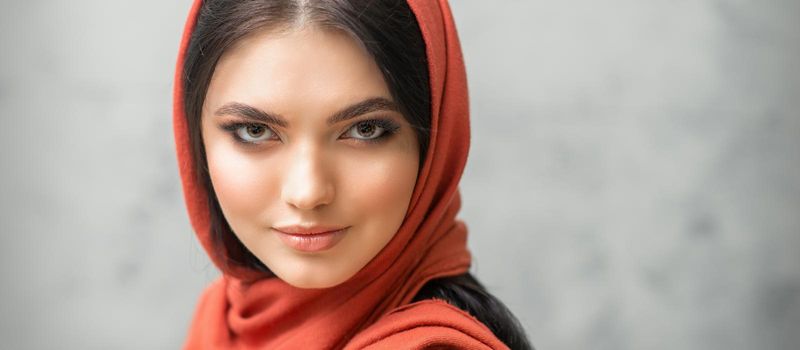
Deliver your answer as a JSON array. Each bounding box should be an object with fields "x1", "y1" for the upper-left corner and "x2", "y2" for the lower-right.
[{"x1": 274, "y1": 228, "x2": 348, "y2": 252}]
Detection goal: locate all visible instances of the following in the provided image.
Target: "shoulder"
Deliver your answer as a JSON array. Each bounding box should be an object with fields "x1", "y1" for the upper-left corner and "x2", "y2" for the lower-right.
[{"x1": 345, "y1": 299, "x2": 510, "y2": 350}]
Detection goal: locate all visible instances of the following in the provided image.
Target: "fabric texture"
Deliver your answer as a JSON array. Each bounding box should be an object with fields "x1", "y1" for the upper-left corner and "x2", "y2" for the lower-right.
[{"x1": 172, "y1": 0, "x2": 508, "y2": 349}]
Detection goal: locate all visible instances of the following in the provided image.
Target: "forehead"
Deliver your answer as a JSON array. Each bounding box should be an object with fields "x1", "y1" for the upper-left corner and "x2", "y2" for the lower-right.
[{"x1": 204, "y1": 26, "x2": 392, "y2": 119}]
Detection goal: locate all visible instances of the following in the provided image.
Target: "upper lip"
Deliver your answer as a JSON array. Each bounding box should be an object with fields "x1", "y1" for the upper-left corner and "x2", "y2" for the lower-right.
[{"x1": 272, "y1": 224, "x2": 348, "y2": 235}]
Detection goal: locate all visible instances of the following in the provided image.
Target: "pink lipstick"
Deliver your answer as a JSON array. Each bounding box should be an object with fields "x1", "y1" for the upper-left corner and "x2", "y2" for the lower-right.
[{"x1": 272, "y1": 225, "x2": 348, "y2": 252}]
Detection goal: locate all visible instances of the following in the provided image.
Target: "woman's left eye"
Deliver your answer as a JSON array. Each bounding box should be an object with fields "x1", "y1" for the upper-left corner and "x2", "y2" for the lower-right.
[{"x1": 343, "y1": 119, "x2": 399, "y2": 142}]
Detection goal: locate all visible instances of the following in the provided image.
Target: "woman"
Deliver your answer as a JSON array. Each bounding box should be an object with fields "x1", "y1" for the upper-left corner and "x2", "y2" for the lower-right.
[{"x1": 173, "y1": 0, "x2": 533, "y2": 349}]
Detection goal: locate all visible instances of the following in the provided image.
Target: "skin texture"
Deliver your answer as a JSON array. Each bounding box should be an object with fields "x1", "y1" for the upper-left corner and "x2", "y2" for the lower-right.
[{"x1": 201, "y1": 26, "x2": 420, "y2": 289}]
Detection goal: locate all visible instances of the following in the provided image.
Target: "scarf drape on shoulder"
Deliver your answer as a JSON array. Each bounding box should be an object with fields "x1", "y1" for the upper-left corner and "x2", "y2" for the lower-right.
[{"x1": 172, "y1": 0, "x2": 507, "y2": 348}]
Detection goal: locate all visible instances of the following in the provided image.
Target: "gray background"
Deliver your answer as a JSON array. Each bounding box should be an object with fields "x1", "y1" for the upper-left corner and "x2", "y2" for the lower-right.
[{"x1": 1, "y1": 0, "x2": 798, "y2": 349}]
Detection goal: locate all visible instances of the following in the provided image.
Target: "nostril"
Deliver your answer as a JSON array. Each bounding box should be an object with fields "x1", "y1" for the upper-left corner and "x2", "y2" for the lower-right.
[{"x1": 282, "y1": 178, "x2": 335, "y2": 210}]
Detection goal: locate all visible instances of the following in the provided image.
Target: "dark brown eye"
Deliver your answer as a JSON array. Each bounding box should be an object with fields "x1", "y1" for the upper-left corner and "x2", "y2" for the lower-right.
[
  {"x1": 246, "y1": 125, "x2": 265, "y2": 137},
  {"x1": 358, "y1": 123, "x2": 377, "y2": 137},
  {"x1": 347, "y1": 121, "x2": 384, "y2": 140},
  {"x1": 235, "y1": 124, "x2": 274, "y2": 143}
]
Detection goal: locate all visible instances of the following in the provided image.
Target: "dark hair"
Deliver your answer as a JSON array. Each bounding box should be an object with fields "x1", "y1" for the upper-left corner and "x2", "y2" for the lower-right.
[{"x1": 182, "y1": 1, "x2": 532, "y2": 349}]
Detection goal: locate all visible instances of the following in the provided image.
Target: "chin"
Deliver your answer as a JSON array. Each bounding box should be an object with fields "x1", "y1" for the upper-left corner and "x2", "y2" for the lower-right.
[
  {"x1": 271, "y1": 259, "x2": 357, "y2": 289},
  {"x1": 282, "y1": 272, "x2": 347, "y2": 289}
]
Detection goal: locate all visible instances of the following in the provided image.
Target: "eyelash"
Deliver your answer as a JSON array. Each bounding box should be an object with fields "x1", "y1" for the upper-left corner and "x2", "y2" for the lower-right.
[{"x1": 219, "y1": 118, "x2": 401, "y2": 146}]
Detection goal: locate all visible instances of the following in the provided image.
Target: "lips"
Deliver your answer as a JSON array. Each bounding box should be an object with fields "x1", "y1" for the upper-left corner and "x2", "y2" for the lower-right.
[
  {"x1": 273, "y1": 225, "x2": 347, "y2": 235},
  {"x1": 273, "y1": 225, "x2": 349, "y2": 252}
]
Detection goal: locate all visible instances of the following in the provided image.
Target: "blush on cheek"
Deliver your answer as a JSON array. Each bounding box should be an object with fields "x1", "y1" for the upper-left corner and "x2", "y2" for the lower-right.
[
  {"x1": 206, "y1": 148, "x2": 277, "y2": 223},
  {"x1": 339, "y1": 150, "x2": 418, "y2": 232}
]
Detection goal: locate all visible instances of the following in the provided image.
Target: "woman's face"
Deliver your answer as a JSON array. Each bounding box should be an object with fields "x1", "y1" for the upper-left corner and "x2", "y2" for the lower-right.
[{"x1": 201, "y1": 26, "x2": 420, "y2": 289}]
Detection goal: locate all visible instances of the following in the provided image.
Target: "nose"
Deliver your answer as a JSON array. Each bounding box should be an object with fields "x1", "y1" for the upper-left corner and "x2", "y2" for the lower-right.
[{"x1": 280, "y1": 143, "x2": 335, "y2": 211}]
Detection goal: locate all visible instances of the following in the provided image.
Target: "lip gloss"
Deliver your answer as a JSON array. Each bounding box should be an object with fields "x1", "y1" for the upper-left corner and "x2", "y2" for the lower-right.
[{"x1": 274, "y1": 228, "x2": 348, "y2": 252}]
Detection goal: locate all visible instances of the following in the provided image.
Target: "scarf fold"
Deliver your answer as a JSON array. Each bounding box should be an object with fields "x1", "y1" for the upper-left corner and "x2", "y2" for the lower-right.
[{"x1": 173, "y1": 0, "x2": 506, "y2": 348}]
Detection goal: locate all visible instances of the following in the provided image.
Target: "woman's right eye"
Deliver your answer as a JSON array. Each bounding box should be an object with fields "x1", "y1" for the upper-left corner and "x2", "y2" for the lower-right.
[{"x1": 221, "y1": 123, "x2": 278, "y2": 144}]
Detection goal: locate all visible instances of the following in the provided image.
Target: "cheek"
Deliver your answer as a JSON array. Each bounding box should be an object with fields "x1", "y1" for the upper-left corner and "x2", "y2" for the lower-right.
[
  {"x1": 337, "y1": 146, "x2": 419, "y2": 236},
  {"x1": 205, "y1": 144, "x2": 278, "y2": 226}
]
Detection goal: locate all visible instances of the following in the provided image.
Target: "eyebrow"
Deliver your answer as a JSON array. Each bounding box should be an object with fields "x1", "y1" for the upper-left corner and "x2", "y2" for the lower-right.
[{"x1": 213, "y1": 97, "x2": 400, "y2": 127}]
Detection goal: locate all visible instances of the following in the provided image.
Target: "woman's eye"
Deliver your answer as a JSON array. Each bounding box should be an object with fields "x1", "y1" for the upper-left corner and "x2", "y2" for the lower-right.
[
  {"x1": 346, "y1": 120, "x2": 386, "y2": 140},
  {"x1": 232, "y1": 124, "x2": 276, "y2": 143}
]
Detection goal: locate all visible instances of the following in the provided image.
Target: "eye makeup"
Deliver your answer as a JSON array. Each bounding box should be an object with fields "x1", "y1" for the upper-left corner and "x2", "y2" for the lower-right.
[
  {"x1": 217, "y1": 117, "x2": 402, "y2": 147},
  {"x1": 342, "y1": 118, "x2": 401, "y2": 144},
  {"x1": 219, "y1": 122, "x2": 279, "y2": 145}
]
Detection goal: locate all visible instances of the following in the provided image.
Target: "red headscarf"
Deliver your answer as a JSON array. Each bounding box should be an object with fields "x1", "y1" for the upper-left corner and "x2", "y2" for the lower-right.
[{"x1": 173, "y1": 0, "x2": 508, "y2": 349}]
